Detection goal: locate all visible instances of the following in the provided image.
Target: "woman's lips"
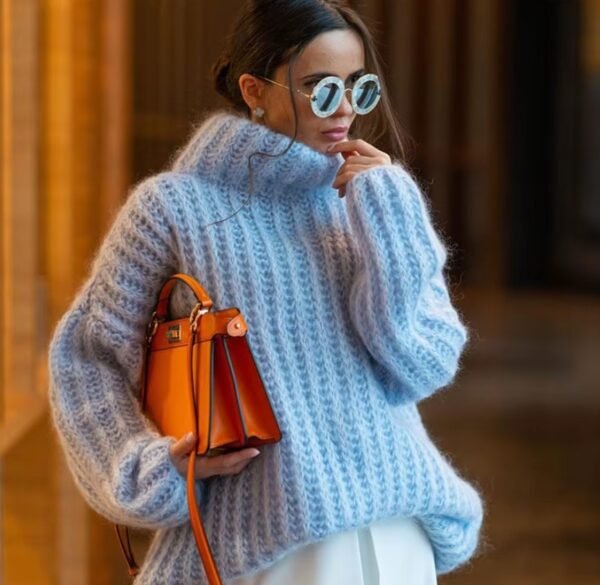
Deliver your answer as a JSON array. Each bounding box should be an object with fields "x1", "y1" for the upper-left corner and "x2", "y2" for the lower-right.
[{"x1": 321, "y1": 129, "x2": 348, "y2": 141}]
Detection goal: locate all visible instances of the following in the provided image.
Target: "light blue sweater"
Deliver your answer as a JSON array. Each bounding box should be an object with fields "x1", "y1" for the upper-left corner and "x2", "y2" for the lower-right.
[{"x1": 48, "y1": 109, "x2": 483, "y2": 584}]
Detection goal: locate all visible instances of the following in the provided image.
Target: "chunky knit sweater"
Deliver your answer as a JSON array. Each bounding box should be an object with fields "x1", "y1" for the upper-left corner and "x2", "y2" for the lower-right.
[{"x1": 48, "y1": 108, "x2": 483, "y2": 584}]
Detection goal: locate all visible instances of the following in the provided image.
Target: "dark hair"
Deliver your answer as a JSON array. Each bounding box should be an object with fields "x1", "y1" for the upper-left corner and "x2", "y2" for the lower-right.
[
  {"x1": 204, "y1": 0, "x2": 405, "y2": 225},
  {"x1": 206, "y1": 0, "x2": 411, "y2": 226}
]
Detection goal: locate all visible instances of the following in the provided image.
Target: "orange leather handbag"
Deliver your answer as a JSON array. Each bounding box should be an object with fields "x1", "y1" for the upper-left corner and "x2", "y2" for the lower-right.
[{"x1": 115, "y1": 273, "x2": 282, "y2": 585}]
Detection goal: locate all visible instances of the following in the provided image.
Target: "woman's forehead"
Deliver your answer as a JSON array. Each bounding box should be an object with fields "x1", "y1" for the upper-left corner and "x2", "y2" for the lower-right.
[{"x1": 290, "y1": 30, "x2": 365, "y2": 78}]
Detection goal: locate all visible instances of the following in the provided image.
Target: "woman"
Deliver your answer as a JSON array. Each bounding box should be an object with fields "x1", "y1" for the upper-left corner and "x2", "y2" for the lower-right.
[{"x1": 47, "y1": 1, "x2": 484, "y2": 584}]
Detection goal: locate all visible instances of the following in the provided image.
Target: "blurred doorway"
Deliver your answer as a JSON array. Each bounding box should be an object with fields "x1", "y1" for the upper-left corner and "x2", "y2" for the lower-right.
[{"x1": 508, "y1": 0, "x2": 600, "y2": 291}]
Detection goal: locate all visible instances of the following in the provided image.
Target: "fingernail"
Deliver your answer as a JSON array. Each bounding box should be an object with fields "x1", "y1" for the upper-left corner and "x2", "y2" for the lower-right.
[
  {"x1": 251, "y1": 449, "x2": 261, "y2": 457},
  {"x1": 327, "y1": 144, "x2": 334, "y2": 151},
  {"x1": 186, "y1": 432, "x2": 194, "y2": 441}
]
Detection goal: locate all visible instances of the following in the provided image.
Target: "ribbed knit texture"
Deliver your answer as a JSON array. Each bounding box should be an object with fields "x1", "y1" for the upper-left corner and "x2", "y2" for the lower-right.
[{"x1": 48, "y1": 108, "x2": 483, "y2": 584}]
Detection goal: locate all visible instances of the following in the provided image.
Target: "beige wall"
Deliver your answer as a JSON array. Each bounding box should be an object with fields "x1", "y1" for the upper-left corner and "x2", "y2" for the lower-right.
[{"x1": 1, "y1": 1, "x2": 132, "y2": 583}]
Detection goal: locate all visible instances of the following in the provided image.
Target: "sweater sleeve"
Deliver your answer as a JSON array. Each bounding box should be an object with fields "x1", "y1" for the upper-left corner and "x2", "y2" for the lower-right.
[
  {"x1": 344, "y1": 163, "x2": 470, "y2": 404},
  {"x1": 48, "y1": 175, "x2": 201, "y2": 529}
]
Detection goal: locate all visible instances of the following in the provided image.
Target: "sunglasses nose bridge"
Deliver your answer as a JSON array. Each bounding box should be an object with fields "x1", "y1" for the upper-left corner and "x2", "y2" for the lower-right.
[{"x1": 326, "y1": 86, "x2": 353, "y2": 115}]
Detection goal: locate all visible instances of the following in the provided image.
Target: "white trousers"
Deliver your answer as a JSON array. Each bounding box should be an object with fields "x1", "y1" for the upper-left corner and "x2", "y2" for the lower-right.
[{"x1": 230, "y1": 516, "x2": 438, "y2": 585}]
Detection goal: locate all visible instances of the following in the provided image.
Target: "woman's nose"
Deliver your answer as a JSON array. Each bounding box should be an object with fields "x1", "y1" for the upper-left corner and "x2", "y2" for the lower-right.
[{"x1": 336, "y1": 88, "x2": 354, "y2": 115}]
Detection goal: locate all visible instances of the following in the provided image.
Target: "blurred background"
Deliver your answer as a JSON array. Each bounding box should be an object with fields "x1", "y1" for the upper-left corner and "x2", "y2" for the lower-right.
[{"x1": 1, "y1": 0, "x2": 599, "y2": 583}]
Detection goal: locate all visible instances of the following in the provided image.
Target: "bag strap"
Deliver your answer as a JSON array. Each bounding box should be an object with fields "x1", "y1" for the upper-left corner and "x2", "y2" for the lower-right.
[
  {"x1": 186, "y1": 316, "x2": 223, "y2": 584},
  {"x1": 114, "y1": 524, "x2": 140, "y2": 576},
  {"x1": 155, "y1": 273, "x2": 213, "y2": 321},
  {"x1": 116, "y1": 273, "x2": 224, "y2": 583}
]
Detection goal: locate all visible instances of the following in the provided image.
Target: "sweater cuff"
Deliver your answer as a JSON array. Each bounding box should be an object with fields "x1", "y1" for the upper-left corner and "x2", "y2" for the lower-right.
[{"x1": 110, "y1": 434, "x2": 201, "y2": 529}]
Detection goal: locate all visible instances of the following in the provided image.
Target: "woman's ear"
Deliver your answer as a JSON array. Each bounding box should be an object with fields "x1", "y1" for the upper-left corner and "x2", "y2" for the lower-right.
[{"x1": 238, "y1": 74, "x2": 265, "y2": 112}]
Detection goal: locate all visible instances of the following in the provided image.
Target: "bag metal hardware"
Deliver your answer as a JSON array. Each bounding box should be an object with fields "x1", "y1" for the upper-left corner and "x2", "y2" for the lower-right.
[
  {"x1": 166, "y1": 324, "x2": 182, "y2": 343},
  {"x1": 190, "y1": 302, "x2": 210, "y2": 332}
]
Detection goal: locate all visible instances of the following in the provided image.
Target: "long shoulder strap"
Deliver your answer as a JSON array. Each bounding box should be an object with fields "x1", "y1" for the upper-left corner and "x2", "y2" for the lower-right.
[
  {"x1": 187, "y1": 450, "x2": 223, "y2": 584},
  {"x1": 115, "y1": 272, "x2": 223, "y2": 582}
]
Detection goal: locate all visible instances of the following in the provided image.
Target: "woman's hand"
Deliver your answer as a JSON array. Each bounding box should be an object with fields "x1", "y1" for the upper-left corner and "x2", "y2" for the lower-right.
[
  {"x1": 169, "y1": 432, "x2": 260, "y2": 480},
  {"x1": 327, "y1": 139, "x2": 392, "y2": 198}
]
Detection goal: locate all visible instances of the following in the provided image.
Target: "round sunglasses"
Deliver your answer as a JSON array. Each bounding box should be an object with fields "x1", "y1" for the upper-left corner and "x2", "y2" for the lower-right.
[{"x1": 254, "y1": 73, "x2": 382, "y2": 118}]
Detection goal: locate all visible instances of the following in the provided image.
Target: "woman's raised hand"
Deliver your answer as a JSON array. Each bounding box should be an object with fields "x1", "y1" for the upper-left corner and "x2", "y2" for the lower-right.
[
  {"x1": 327, "y1": 138, "x2": 392, "y2": 198},
  {"x1": 169, "y1": 432, "x2": 261, "y2": 479}
]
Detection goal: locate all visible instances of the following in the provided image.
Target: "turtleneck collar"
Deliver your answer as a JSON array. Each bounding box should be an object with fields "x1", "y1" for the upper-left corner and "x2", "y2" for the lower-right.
[{"x1": 170, "y1": 109, "x2": 344, "y2": 197}]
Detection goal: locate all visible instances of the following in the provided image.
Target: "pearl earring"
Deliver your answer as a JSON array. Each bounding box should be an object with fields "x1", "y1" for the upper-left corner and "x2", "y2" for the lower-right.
[{"x1": 254, "y1": 106, "x2": 265, "y2": 118}]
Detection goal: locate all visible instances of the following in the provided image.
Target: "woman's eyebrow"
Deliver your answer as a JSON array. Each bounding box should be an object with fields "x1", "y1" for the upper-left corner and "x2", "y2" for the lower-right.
[{"x1": 301, "y1": 68, "x2": 365, "y2": 81}]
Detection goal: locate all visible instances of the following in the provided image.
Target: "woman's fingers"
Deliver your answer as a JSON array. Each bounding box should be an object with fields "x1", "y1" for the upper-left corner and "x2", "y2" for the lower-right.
[
  {"x1": 327, "y1": 138, "x2": 382, "y2": 157},
  {"x1": 169, "y1": 432, "x2": 196, "y2": 460},
  {"x1": 340, "y1": 154, "x2": 374, "y2": 165},
  {"x1": 221, "y1": 447, "x2": 261, "y2": 467},
  {"x1": 329, "y1": 140, "x2": 391, "y2": 198},
  {"x1": 203, "y1": 448, "x2": 260, "y2": 478},
  {"x1": 332, "y1": 164, "x2": 372, "y2": 189},
  {"x1": 169, "y1": 434, "x2": 261, "y2": 479},
  {"x1": 168, "y1": 432, "x2": 196, "y2": 476},
  {"x1": 199, "y1": 448, "x2": 261, "y2": 479},
  {"x1": 341, "y1": 149, "x2": 361, "y2": 160}
]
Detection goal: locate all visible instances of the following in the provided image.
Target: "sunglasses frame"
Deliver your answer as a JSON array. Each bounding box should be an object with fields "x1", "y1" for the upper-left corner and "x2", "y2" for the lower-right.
[{"x1": 255, "y1": 73, "x2": 382, "y2": 118}]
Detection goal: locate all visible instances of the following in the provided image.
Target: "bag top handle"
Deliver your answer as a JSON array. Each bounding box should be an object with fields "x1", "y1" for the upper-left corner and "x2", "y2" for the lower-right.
[{"x1": 155, "y1": 273, "x2": 213, "y2": 320}]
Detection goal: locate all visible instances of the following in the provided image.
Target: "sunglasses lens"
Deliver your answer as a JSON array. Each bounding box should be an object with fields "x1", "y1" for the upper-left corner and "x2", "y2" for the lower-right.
[
  {"x1": 312, "y1": 80, "x2": 344, "y2": 117},
  {"x1": 353, "y1": 76, "x2": 381, "y2": 114}
]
